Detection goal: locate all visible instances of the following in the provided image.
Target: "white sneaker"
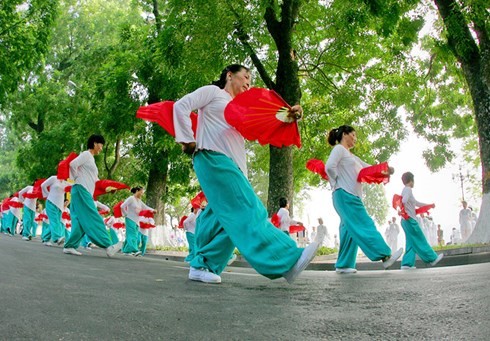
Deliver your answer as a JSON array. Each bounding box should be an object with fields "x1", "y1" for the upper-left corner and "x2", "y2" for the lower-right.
[
  {"x1": 133, "y1": 251, "x2": 142, "y2": 257},
  {"x1": 43, "y1": 242, "x2": 53, "y2": 247},
  {"x1": 383, "y1": 248, "x2": 403, "y2": 269},
  {"x1": 55, "y1": 237, "x2": 65, "y2": 246},
  {"x1": 400, "y1": 266, "x2": 416, "y2": 270},
  {"x1": 227, "y1": 253, "x2": 237, "y2": 266},
  {"x1": 63, "y1": 248, "x2": 82, "y2": 256},
  {"x1": 22, "y1": 236, "x2": 29, "y2": 241},
  {"x1": 336, "y1": 268, "x2": 357, "y2": 274},
  {"x1": 188, "y1": 267, "x2": 222, "y2": 284},
  {"x1": 429, "y1": 253, "x2": 444, "y2": 266},
  {"x1": 106, "y1": 241, "x2": 123, "y2": 258}
]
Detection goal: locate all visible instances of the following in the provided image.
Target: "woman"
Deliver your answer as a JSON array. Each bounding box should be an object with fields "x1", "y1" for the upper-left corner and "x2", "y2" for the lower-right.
[
  {"x1": 121, "y1": 186, "x2": 154, "y2": 256},
  {"x1": 41, "y1": 175, "x2": 71, "y2": 245},
  {"x1": 19, "y1": 183, "x2": 38, "y2": 240},
  {"x1": 325, "y1": 125, "x2": 402, "y2": 273},
  {"x1": 63, "y1": 134, "x2": 123, "y2": 257},
  {"x1": 173, "y1": 64, "x2": 324, "y2": 284}
]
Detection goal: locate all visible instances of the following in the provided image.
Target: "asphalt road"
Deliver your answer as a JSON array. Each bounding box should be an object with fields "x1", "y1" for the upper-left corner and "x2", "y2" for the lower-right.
[{"x1": 1, "y1": 235, "x2": 489, "y2": 340}]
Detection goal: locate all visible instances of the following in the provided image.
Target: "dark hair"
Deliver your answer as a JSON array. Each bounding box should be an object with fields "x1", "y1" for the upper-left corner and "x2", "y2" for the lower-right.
[
  {"x1": 211, "y1": 64, "x2": 249, "y2": 89},
  {"x1": 131, "y1": 186, "x2": 143, "y2": 194},
  {"x1": 279, "y1": 197, "x2": 288, "y2": 208},
  {"x1": 327, "y1": 125, "x2": 355, "y2": 146},
  {"x1": 401, "y1": 172, "x2": 414, "y2": 185},
  {"x1": 87, "y1": 134, "x2": 105, "y2": 149},
  {"x1": 190, "y1": 207, "x2": 194, "y2": 213}
]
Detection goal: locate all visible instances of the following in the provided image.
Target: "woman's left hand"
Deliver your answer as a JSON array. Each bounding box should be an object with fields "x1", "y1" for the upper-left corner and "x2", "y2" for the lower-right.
[{"x1": 288, "y1": 105, "x2": 303, "y2": 121}]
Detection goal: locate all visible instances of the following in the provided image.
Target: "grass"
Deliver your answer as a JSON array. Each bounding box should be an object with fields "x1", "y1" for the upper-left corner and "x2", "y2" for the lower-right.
[
  {"x1": 149, "y1": 245, "x2": 339, "y2": 256},
  {"x1": 432, "y1": 243, "x2": 489, "y2": 251}
]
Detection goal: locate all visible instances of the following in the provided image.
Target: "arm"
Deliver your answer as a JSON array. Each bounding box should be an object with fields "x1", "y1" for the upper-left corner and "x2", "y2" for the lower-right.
[
  {"x1": 18, "y1": 186, "x2": 29, "y2": 202},
  {"x1": 174, "y1": 85, "x2": 218, "y2": 154},
  {"x1": 95, "y1": 201, "x2": 110, "y2": 212},
  {"x1": 120, "y1": 196, "x2": 133, "y2": 216},
  {"x1": 41, "y1": 176, "x2": 55, "y2": 198},
  {"x1": 325, "y1": 146, "x2": 344, "y2": 185},
  {"x1": 69, "y1": 151, "x2": 90, "y2": 177},
  {"x1": 141, "y1": 201, "x2": 155, "y2": 212}
]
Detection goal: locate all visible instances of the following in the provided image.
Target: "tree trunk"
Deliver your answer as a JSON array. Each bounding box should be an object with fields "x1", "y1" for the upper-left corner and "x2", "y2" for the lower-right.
[
  {"x1": 145, "y1": 127, "x2": 168, "y2": 226},
  {"x1": 434, "y1": 0, "x2": 490, "y2": 243},
  {"x1": 267, "y1": 146, "x2": 294, "y2": 215}
]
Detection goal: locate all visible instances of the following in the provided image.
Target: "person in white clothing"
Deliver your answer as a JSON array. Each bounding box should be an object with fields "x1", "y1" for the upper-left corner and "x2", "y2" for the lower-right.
[
  {"x1": 19, "y1": 183, "x2": 38, "y2": 240},
  {"x1": 276, "y1": 197, "x2": 302, "y2": 237},
  {"x1": 121, "y1": 186, "x2": 154, "y2": 256},
  {"x1": 41, "y1": 175, "x2": 71, "y2": 245},
  {"x1": 183, "y1": 207, "x2": 199, "y2": 262},
  {"x1": 459, "y1": 201, "x2": 472, "y2": 242},
  {"x1": 63, "y1": 134, "x2": 122, "y2": 257},
  {"x1": 173, "y1": 64, "x2": 323, "y2": 284}
]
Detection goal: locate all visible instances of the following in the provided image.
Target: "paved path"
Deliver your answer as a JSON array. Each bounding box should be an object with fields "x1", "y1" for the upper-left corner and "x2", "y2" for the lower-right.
[{"x1": 1, "y1": 235, "x2": 489, "y2": 340}]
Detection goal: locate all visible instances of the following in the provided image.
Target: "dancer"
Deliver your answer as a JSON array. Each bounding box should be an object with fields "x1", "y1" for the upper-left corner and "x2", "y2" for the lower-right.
[
  {"x1": 62, "y1": 134, "x2": 123, "y2": 257},
  {"x1": 121, "y1": 186, "x2": 154, "y2": 256},
  {"x1": 276, "y1": 197, "x2": 302, "y2": 237},
  {"x1": 41, "y1": 175, "x2": 71, "y2": 245},
  {"x1": 399, "y1": 172, "x2": 444, "y2": 269},
  {"x1": 325, "y1": 125, "x2": 402, "y2": 274},
  {"x1": 19, "y1": 183, "x2": 38, "y2": 240},
  {"x1": 7, "y1": 195, "x2": 22, "y2": 236},
  {"x1": 183, "y1": 207, "x2": 199, "y2": 262},
  {"x1": 173, "y1": 64, "x2": 324, "y2": 284},
  {"x1": 62, "y1": 199, "x2": 71, "y2": 240}
]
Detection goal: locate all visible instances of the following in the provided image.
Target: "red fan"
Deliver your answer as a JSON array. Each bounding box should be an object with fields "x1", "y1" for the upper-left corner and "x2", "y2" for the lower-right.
[
  {"x1": 306, "y1": 159, "x2": 328, "y2": 180},
  {"x1": 8, "y1": 198, "x2": 24, "y2": 208},
  {"x1": 57, "y1": 152, "x2": 78, "y2": 180},
  {"x1": 190, "y1": 192, "x2": 207, "y2": 209},
  {"x1": 93, "y1": 180, "x2": 130, "y2": 199},
  {"x1": 65, "y1": 186, "x2": 72, "y2": 193},
  {"x1": 178, "y1": 216, "x2": 187, "y2": 229},
  {"x1": 357, "y1": 162, "x2": 391, "y2": 184},
  {"x1": 271, "y1": 213, "x2": 280, "y2": 228},
  {"x1": 289, "y1": 225, "x2": 305, "y2": 234},
  {"x1": 1, "y1": 198, "x2": 10, "y2": 211},
  {"x1": 113, "y1": 222, "x2": 125, "y2": 229},
  {"x1": 22, "y1": 179, "x2": 47, "y2": 199},
  {"x1": 113, "y1": 201, "x2": 124, "y2": 218},
  {"x1": 416, "y1": 204, "x2": 435, "y2": 216},
  {"x1": 37, "y1": 213, "x2": 48, "y2": 221},
  {"x1": 139, "y1": 209, "x2": 154, "y2": 218},
  {"x1": 35, "y1": 215, "x2": 43, "y2": 222},
  {"x1": 224, "y1": 87, "x2": 301, "y2": 148},
  {"x1": 392, "y1": 194, "x2": 409, "y2": 220},
  {"x1": 136, "y1": 101, "x2": 198, "y2": 137},
  {"x1": 62, "y1": 211, "x2": 71, "y2": 220},
  {"x1": 65, "y1": 223, "x2": 72, "y2": 229},
  {"x1": 139, "y1": 210, "x2": 155, "y2": 229},
  {"x1": 98, "y1": 208, "x2": 110, "y2": 216}
]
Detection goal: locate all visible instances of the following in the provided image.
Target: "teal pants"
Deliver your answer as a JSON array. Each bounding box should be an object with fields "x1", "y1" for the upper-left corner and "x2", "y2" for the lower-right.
[
  {"x1": 1, "y1": 213, "x2": 7, "y2": 233},
  {"x1": 333, "y1": 189, "x2": 391, "y2": 269},
  {"x1": 139, "y1": 232, "x2": 148, "y2": 255},
  {"x1": 64, "y1": 185, "x2": 114, "y2": 249},
  {"x1": 122, "y1": 218, "x2": 139, "y2": 253},
  {"x1": 109, "y1": 228, "x2": 119, "y2": 244},
  {"x1": 22, "y1": 207, "x2": 35, "y2": 238},
  {"x1": 185, "y1": 232, "x2": 195, "y2": 262},
  {"x1": 46, "y1": 201, "x2": 64, "y2": 243},
  {"x1": 401, "y1": 218, "x2": 438, "y2": 267},
  {"x1": 7, "y1": 213, "x2": 18, "y2": 236},
  {"x1": 64, "y1": 226, "x2": 71, "y2": 240},
  {"x1": 191, "y1": 150, "x2": 302, "y2": 279},
  {"x1": 41, "y1": 222, "x2": 51, "y2": 242}
]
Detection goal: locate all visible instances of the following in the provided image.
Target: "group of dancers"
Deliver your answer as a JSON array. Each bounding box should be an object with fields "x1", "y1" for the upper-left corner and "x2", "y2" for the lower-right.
[{"x1": 1, "y1": 63, "x2": 444, "y2": 285}]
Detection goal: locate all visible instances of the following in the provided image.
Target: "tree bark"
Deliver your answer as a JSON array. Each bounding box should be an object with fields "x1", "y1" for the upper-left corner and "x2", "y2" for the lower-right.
[{"x1": 434, "y1": 0, "x2": 490, "y2": 242}]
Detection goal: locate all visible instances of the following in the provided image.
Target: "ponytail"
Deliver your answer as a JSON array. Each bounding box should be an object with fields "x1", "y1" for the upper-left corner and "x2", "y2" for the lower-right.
[
  {"x1": 327, "y1": 125, "x2": 355, "y2": 146},
  {"x1": 211, "y1": 64, "x2": 249, "y2": 89}
]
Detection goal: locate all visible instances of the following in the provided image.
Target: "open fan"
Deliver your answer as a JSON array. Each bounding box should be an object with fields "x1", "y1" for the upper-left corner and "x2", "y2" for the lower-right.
[
  {"x1": 178, "y1": 216, "x2": 187, "y2": 229},
  {"x1": 22, "y1": 179, "x2": 47, "y2": 200},
  {"x1": 112, "y1": 222, "x2": 125, "y2": 229},
  {"x1": 139, "y1": 209, "x2": 156, "y2": 229},
  {"x1": 136, "y1": 101, "x2": 198, "y2": 137},
  {"x1": 57, "y1": 152, "x2": 78, "y2": 180},
  {"x1": 306, "y1": 159, "x2": 328, "y2": 180},
  {"x1": 93, "y1": 180, "x2": 130, "y2": 199},
  {"x1": 357, "y1": 162, "x2": 391, "y2": 184},
  {"x1": 62, "y1": 211, "x2": 71, "y2": 221},
  {"x1": 224, "y1": 87, "x2": 301, "y2": 148},
  {"x1": 289, "y1": 225, "x2": 305, "y2": 234},
  {"x1": 1, "y1": 198, "x2": 10, "y2": 211},
  {"x1": 8, "y1": 197, "x2": 24, "y2": 208},
  {"x1": 392, "y1": 194, "x2": 409, "y2": 219},
  {"x1": 113, "y1": 201, "x2": 124, "y2": 218},
  {"x1": 270, "y1": 213, "x2": 280, "y2": 228},
  {"x1": 190, "y1": 191, "x2": 207, "y2": 209},
  {"x1": 416, "y1": 204, "x2": 435, "y2": 216}
]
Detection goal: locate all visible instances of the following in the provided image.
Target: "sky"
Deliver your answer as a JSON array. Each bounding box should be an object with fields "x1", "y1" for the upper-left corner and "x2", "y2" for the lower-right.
[{"x1": 299, "y1": 132, "x2": 481, "y2": 248}]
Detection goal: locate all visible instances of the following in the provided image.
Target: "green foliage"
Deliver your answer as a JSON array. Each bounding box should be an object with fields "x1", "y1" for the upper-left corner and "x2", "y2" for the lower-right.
[{"x1": 362, "y1": 183, "x2": 389, "y2": 226}]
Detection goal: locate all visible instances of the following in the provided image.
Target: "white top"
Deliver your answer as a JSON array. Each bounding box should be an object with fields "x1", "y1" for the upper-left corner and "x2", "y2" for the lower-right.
[
  {"x1": 401, "y1": 186, "x2": 428, "y2": 220},
  {"x1": 95, "y1": 201, "x2": 110, "y2": 213},
  {"x1": 173, "y1": 85, "x2": 247, "y2": 175},
  {"x1": 9, "y1": 197, "x2": 22, "y2": 219},
  {"x1": 183, "y1": 210, "x2": 199, "y2": 234},
  {"x1": 42, "y1": 176, "x2": 70, "y2": 211},
  {"x1": 69, "y1": 150, "x2": 98, "y2": 195},
  {"x1": 459, "y1": 208, "x2": 472, "y2": 225},
  {"x1": 19, "y1": 185, "x2": 37, "y2": 211},
  {"x1": 121, "y1": 195, "x2": 153, "y2": 224},
  {"x1": 325, "y1": 144, "x2": 370, "y2": 197},
  {"x1": 277, "y1": 207, "x2": 297, "y2": 232}
]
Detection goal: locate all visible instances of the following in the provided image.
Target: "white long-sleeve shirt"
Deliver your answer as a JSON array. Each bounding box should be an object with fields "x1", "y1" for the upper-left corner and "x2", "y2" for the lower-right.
[
  {"x1": 69, "y1": 150, "x2": 98, "y2": 195},
  {"x1": 95, "y1": 201, "x2": 110, "y2": 213},
  {"x1": 42, "y1": 176, "x2": 70, "y2": 211},
  {"x1": 277, "y1": 207, "x2": 297, "y2": 232},
  {"x1": 401, "y1": 186, "x2": 428, "y2": 220},
  {"x1": 183, "y1": 211, "x2": 199, "y2": 234},
  {"x1": 19, "y1": 186, "x2": 37, "y2": 212},
  {"x1": 9, "y1": 197, "x2": 22, "y2": 219},
  {"x1": 121, "y1": 195, "x2": 153, "y2": 224},
  {"x1": 173, "y1": 85, "x2": 247, "y2": 176},
  {"x1": 325, "y1": 144, "x2": 370, "y2": 197}
]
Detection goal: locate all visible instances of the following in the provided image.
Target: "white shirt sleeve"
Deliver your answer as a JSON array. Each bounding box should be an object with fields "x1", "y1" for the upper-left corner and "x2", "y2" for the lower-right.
[{"x1": 41, "y1": 176, "x2": 56, "y2": 199}]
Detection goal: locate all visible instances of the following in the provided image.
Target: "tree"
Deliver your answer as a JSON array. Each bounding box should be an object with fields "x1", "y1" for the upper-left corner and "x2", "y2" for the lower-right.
[{"x1": 428, "y1": 0, "x2": 489, "y2": 243}]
